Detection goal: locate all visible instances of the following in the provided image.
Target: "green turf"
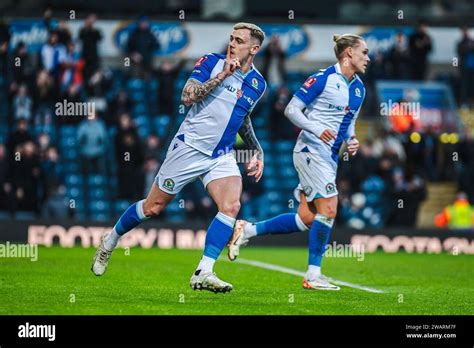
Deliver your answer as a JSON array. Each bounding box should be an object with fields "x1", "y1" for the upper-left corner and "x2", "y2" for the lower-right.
[{"x1": 0, "y1": 246, "x2": 473, "y2": 315}]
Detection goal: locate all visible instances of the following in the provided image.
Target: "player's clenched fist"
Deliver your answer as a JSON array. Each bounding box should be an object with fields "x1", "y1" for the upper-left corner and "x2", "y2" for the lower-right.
[{"x1": 319, "y1": 129, "x2": 337, "y2": 145}]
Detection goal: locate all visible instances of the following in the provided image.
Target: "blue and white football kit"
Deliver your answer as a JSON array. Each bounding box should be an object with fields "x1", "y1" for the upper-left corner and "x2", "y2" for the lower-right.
[
  {"x1": 293, "y1": 62, "x2": 365, "y2": 201},
  {"x1": 92, "y1": 52, "x2": 267, "y2": 288},
  {"x1": 228, "y1": 63, "x2": 366, "y2": 288},
  {"x1": 156, "y1": 53, "x2": 266, "y2": 194}
]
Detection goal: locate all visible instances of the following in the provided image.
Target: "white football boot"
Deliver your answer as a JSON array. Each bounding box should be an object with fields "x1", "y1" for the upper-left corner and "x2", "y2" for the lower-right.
[
  {"x1": 91, "y1": 232, "x2": 113, "y2": 276},
  {"x1": 303, "y1": 276, "x2": 340, "y2": 291},
  {"x1": 190, "y1": 272, "x2": 233, "y2": 293},
  {"x1": 227, "y1": 219, "x2": 250, "y2": 261}
]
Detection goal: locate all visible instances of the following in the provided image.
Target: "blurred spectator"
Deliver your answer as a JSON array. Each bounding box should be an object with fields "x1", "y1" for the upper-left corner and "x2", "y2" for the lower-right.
[
  {"x1": 77, "y1": 112, "x2": 107, "y2": 175},
  {"x1": 10, "y1": 41, "x2": 35, "y2": 91},
  {"x1": 261, "y1": 34, "x2": 287, "y2": 86},
  {"x1": 79, "y1": 14, "x2": 102, "y2": 80},
  {"x1": 456, "y1": 129, "x2": 474, "y2": 203},
  {"x1": 269, "y1": 86, "x2": 294, "y2": 140},
  {"x1": 388, "y1": 169, "x2": 427, "y2": 227},
  {"x1": 37, "y1": 132, "x2": 52, "y2": 159},
  {"x1": 33, "y1": 70, "x2": 56, "y2": 127},
  {"x1": 435, "y1": 192, "x2": 474, "y2": 230},
  {"x1": 387, "y1": 32, "x2": 411, "y2": 79},
  {"x1": 43, "y1": 6, "x2": 53, "y2": 31},
  {"x1": 143, "y1": 133, "x2": 162, "y2": 195},
  {"x1": 409, "y1": 21, "x2": 433, "y2": 80},
  {"x1": 56, "y1": 19, "x2": 72, "y2": 46},
  {"x1": 372, "y1": 130, "x2": 406, "y2": 163},
  {"x1": 0, "y1": 17, "x2": 10, "y2": 81},
  {"x1": 343, "y1": 139, "x2": 379, "y2": 191},
  {"x1": 59, "y1": 42, "x2": 85, "y2": 94},
  {"x1": 40, "y1": 146, "x2": 63, "y2": 208},
  {"x1": 143, "y1": 133, "x2": 161, "y2": 162},
  {"x1": 6, "y1": 119, "x2": 34, "y2": 161},
  {"x1": 86, "y1": 67, "x2": 112, "y2": 98},
  {"x1": 389, "y1": 98, "x2": 421, "y2": 133},
  {"x1": 0, "y1": 143, "x2": 14, "y2": 213},
  {"x1": 41, "y1": 184, "x2": 70, "y2": 219},
  {"x1": 364, "y1": 51, "x2": 387, "y2": 116},
  {"x1": 9, "y1": 141, "x2": 41, "y2": 213},
  {"x1": 157, "y1": 58, "x2": 185, "y2": 115},
  {"x1": 108, "y1": 90, "x2": 133, "y2": 126},
  {"x1": 114, "y1": 113, "x2": 144, "y2": 200},
  {"x1": 456, "y1": 26, "x2": 474, "y2": 107},
  {"x1": 41, "y1": 31, "x2": 67, "y2": 76},
  {"x1": 13, "y1": 84, "x2": 33, "y2": 122},
  {"x1": 126, "y1": 16, "x2": 159, "y2": 77}
]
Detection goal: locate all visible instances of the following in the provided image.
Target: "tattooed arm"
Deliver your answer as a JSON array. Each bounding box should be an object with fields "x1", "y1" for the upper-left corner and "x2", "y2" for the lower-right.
[
  {"x1": 181, "y1": 74, "x2": 225, "y2": 107},
  {"x1": 238, "y1": 114, "x2": 264, "y2": 182},
  {"x1": 181, "y1": 56, "x2": 240, "y2": 107}
]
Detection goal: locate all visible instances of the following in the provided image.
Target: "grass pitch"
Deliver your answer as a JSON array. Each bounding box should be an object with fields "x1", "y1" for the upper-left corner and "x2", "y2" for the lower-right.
[{"x1": 0, "y1": 246, "x2": 473, "y2": 315}]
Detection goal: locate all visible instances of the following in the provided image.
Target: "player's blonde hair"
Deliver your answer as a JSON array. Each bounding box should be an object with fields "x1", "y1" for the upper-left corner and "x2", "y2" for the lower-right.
[
  {"x1": 333, "y1": 33, "x2": 363, "y2": 59},
  {"x1": 233, "y1": 22, "x2": 265, "y2": 45}
]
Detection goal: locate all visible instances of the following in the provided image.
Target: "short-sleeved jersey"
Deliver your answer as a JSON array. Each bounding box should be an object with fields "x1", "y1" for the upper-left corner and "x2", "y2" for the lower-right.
[
  {"x1": 293, "y1": 62, "x2": 365, "y2": 164},
  {"x1": 176, "y1": 53, "x2": 266, "y2": 158}
]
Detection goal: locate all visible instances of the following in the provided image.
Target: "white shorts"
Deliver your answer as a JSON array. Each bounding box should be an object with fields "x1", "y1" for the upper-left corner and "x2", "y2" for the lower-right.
[
  {"x1": 293, "y1": 151, "x2": 338, "y2": 202},
  {"x1": 155, "y1": 137, "x2": 241, "y2": 194}
]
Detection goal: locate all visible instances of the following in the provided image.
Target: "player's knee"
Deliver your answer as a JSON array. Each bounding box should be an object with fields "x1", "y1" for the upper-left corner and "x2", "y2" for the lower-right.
[
  {"x1": 219, "y1": 200, "x2": 241, "y2": 218},
  {"x1": 298, "y1": 211, "x2": 315, "y2": 228},
  {"x1": 321, "y1": 205, "x2": 337, "y2": 219},
  {"x1": 143, "y1": 200, "x2": 166, "y2": 217}
]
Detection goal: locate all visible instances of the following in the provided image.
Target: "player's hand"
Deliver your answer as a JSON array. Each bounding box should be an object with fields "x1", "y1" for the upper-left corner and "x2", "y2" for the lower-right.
[
  {"x1": 347, "y1": 136, "x2": 359, "y2": 156},
  {"x1": 319, "y1": 129, "x2": 337, "y2": 144},
  {"x1": 247, "y1": 153, "x2": 264, "y2": 183},
  {"x1": 221, "y1": 46, "x2": 240, "y2": 78}
]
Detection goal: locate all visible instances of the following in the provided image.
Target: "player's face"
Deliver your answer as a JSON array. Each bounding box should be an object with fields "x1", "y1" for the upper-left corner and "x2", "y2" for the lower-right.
[
  {"x1": 351, "y1": 40, "x2": 370, "y2": 74},
  {"x1": 228, "y1": 29, "x2": 259, "y2": 63}
]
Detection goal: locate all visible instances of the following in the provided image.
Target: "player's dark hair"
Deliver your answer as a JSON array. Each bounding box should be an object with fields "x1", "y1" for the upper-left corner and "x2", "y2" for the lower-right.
[{"x1": 333, "y1": 33, "x2": 363, "y2": 59}]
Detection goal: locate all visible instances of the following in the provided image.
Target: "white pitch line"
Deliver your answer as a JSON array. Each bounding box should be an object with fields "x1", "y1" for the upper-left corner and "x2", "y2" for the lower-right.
[{"x1": 232, "y1": 257, "x2": 384, "y2": 294}]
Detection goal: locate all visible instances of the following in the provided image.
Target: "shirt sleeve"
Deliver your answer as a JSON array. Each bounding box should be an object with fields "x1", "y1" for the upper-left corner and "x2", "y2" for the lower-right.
[
  {"x1": 294, "y1": 71, "x2": 327, "y2": 106},
  {"x1": 188, "y1": 54, "x2": 219, "y2": 83}
]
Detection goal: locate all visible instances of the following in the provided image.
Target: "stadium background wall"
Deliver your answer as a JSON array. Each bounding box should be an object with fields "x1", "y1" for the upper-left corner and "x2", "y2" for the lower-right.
[{"x1": 0, "y1": 221, "x2": 473, "y2": 254}]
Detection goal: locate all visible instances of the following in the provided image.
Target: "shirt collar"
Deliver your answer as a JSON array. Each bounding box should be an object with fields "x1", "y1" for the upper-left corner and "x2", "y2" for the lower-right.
[{"x1": 335, "y1": 62, "x2": 358, "y2": 86}]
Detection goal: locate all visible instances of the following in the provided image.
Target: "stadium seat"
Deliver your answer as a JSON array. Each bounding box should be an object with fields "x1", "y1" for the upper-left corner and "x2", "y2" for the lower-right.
[
  {"x1": 88, "y1": 175, "x2": 107, "y2": 187},
  {"x1": 90, "y1": 188, "x2": 107, "y2": 200},
  {"x1": 65, "y1": 174, "x2": 83, "y2": 187},
  {"x1": 90, "y1": 200, "x2": 111, "y2": 213}
]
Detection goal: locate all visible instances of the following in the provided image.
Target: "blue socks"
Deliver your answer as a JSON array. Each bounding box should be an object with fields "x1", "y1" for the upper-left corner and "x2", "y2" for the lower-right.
[
  {"x1": 197, "y1": 212, "x2": 236, "y2": 273},
  {"x1": 203, "y1": 212, "x2": 235, "y2": 259},
  {"x1": 114, "y1": 199, "x2": 149, "y2": 235},
  {"x1": 255, "y1": 213, "x2": 308, "y2": 236},
  {"x1": 308, "y1": 214, "x2": 334, "y2": 267}
]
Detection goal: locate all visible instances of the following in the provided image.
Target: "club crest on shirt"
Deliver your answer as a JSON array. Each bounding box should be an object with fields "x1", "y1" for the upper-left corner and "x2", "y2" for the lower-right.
[
  {"x1": 163, "y1": 178, "x2": 175, "y2": 191},
  {"x1": 325, "y1": 183, "x2": 336, "y2": 194},
  {"x1": 355, "y1": 87, "x2": 361, "y2": 97},
  {"x1": 252, "y1": 78, "x2": 258, "y2": 89},
  {"x1": 303, "y1": 76, "x2": 316, "y2": 88}
]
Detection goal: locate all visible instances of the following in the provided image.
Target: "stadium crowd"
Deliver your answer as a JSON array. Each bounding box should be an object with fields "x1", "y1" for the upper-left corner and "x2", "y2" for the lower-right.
[{"x1": 0, "y1": 13, "x2": 473, "y2": 229}]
